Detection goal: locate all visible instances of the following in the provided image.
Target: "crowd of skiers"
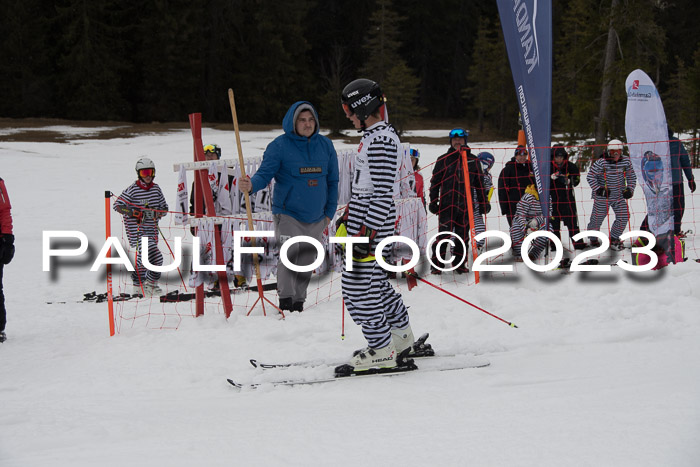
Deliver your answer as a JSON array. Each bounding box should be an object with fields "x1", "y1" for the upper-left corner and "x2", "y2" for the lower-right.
[{"x1": 428, "y1": 132, "x2": 696, "y2": 267}]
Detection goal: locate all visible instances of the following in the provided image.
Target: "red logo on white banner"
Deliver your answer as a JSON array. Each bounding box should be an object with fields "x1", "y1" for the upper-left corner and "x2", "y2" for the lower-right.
[{"x1": 632, "y1": 80, "x2": 639, "y2": 90}]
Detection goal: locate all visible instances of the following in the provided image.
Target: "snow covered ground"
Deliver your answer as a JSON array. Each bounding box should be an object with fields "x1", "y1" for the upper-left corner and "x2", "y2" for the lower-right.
[{"x1": 1, "y1": 123, "x2": 699, "y2": 466}]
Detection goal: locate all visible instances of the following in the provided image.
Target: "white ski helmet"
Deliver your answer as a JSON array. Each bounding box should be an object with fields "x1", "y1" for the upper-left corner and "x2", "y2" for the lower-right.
[
  {"x1": 607, "y1": 139, "x2": 624, "y2": 152},
  {"x1": 135, "y1": 157, "x2": 156, "y2": 178}
]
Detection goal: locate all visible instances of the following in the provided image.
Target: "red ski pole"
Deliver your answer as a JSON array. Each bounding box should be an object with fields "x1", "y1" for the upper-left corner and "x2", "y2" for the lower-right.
[{"x1": 406, "y1": 272, "x2": 518, "y2": 328}]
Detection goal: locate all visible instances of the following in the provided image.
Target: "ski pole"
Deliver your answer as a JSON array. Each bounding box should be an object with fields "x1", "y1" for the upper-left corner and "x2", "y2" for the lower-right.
[{"x1": 406, "y1": 271, "x2": 518, "y2": 328}]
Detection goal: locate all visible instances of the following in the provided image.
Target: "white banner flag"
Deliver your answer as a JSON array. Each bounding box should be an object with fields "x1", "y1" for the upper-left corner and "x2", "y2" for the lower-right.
[
  {"x1": 174, "y1": 165, "x2": 189, "y2": 225},
  {"x1": 624, "y1": 69, "x2": 674, "y2": 258}
]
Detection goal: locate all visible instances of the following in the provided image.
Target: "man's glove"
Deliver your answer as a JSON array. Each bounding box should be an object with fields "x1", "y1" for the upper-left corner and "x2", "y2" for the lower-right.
[
  {"x1": 352, "y1": 225, "x2": 377, "y2": 259},
  {"x1": 689, "y1": 178, "x2": 696, "y2": 193},
  {"x1": 596, "y1": 187, "x2": 610, "y2": 198},
  {"x1": 428, "y1": 201, "x2": 439, "y2": 215},
  {"x1": 483, "y1": 203, "x2": 491, "y2": 214},
  {"x1": 1, "y1": 233, "x2": 15, "y2": 265},
  {"x1": 622, "y1": 187, "x2": 633, "y2": 199}
]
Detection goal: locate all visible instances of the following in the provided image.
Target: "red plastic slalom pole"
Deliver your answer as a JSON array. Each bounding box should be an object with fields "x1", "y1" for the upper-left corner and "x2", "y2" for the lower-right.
[
  {"x1": 406, "y1": 272, "x2": 518, "y2": 328},
  {"x1": 104, "y1": 191, "x2": 116, "y2": 336}
]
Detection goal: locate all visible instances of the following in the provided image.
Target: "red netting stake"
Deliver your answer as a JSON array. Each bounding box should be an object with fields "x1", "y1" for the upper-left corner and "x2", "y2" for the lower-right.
[{"x1": 105, "y1": 191, "x2": 116, "y2": 336}]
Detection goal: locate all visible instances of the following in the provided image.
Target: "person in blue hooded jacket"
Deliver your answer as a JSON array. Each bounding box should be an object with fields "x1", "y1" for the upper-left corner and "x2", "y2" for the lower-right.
[{"x1": 238, "y1": 101, "x2": 339, "y2": 312}]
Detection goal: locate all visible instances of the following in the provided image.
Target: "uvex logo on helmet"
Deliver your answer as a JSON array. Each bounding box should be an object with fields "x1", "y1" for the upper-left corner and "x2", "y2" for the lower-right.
[{"x1": 350, "y1": 93, "x2": 374, "y2": 109}]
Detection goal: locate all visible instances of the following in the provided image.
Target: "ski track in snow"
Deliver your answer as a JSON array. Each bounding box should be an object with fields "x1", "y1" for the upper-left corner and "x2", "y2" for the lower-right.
[{"x1": 0, "y1": 125, "x2": 699, "y2": 466}]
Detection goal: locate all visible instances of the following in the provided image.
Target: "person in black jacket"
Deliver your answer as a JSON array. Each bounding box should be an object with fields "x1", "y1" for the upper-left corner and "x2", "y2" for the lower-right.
[
  {"x1": 550, "y1": 145, "x2": 586, "y2": 250},
  {"x1": 428, "y1": 129, "x2": 489, "y2": 274},
  {"x1": 498, "y1": 146, "x2": 533, "y2": 227}
]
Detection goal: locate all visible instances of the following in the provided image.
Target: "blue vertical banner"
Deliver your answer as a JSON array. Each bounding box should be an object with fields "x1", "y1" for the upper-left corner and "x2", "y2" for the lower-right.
[
  {"x1": 624, "y1": 69, "x2": 675, "y2": 261},
  {"x1": 497, "y1": 0, "x2": 553, "y2": 225}
]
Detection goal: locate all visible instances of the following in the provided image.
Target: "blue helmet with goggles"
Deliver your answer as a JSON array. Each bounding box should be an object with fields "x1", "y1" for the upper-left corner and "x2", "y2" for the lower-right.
[{"x1": 449, "y1": 128, "x2": 468, "y2": 141}]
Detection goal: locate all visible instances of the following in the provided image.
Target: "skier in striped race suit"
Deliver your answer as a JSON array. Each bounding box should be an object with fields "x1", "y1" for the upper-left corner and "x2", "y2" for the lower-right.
[
  {"x1": 114, "y1": 157, "x2": 169, "y2": 296},
  {"x1": 510, "y1": 183, "x2": 552, "y2": 261},
  {"x1": 586, "y1": 139, "x2": 636, "y2": 250},
  {"x1": 338, "y1": 79, "x2": 415, "y2": 372}
]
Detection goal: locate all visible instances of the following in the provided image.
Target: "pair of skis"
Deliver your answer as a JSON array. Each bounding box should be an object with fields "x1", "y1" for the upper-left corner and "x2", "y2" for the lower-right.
[{"x1": 227, "y1": 334, "x2": 490, "y2": 389}]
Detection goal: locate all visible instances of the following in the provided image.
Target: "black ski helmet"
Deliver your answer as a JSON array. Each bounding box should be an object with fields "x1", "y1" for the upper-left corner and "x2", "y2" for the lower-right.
[
  {"x1": 341, "y1": 79, "x2": 384, "y2": 122},
  {"x1": 551, "y1": 144, "x2": 568, "y2": 160}
]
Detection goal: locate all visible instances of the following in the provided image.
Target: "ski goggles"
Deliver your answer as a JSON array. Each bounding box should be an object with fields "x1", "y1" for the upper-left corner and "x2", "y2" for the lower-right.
[
  {"x1": 203, "y1": 144, "x2": 217, "y2": 153},
  {"x1": 138, "y1": 168, "x2": 154, "y2": 178},
  {"x1": 515, "y1": 147, "x2": 529, "y2": 157},
  {"x1": 409, "y1": 148, "x2": 420, "y2": 159},
  {"x1": 449, "y1": 128, "x2": 468, "y2": 139}
]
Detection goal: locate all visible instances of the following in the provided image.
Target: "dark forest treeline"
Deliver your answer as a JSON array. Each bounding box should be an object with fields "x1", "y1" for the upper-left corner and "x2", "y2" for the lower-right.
[{"x1": 1, "y1": 0, "x2": 699, "y2": 144}]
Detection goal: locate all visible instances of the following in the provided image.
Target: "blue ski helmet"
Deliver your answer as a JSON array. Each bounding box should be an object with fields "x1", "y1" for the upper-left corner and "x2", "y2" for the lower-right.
[
  {"x1": 642, "y1": 151, "x2": 664, "y2": 193},
  {"x1": 477, "y1": 152, "x2": 495, "y2": 171}
]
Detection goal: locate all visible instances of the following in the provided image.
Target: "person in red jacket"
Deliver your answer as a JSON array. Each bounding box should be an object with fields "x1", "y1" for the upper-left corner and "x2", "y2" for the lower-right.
[
  {"x1": 0, "y1": 177, "x2": 15, "y2": 343},
  {"x1": 410, "y1": 148, "x2": 426, "y2": 209}
]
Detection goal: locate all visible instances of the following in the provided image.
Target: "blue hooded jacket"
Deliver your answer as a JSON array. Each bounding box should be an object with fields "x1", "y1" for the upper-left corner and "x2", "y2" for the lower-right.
[{"x1": 250, "y1": 101, "x2": 339, "y2": 224}]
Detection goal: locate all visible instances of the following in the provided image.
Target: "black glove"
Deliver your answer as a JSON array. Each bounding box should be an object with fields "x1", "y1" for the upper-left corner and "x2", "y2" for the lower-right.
[
  {"x1": 622, "y1": 187, "x2": 633, "y2": 199},
  {"x1": 116, "y1": 204, "x2": 143, "y2": 222},
  {"x1": 428, "y1": 201, "x2": 439, "y2": 215},
  {"x1": 352, "y1": 225, "x2": 377, "y2": 259},
  {"x1": 596, "y1": 187, "x2": 610, "y2": 198},
  {"x1": 1, "y1": 233, "x2": 15, "y2": 265},
  {"x1": 690, "y1": 179, "x2": 697, "y2": 193},
  {"x1": 483, "y1": 203, "x2": 491, "y2": 214}
]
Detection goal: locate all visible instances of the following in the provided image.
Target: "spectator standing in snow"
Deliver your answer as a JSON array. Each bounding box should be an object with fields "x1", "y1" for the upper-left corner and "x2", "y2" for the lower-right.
[
  {"x1": 0, "y1": 177, "x2": 14, "y2": 343},
  {"x1": 586, "y1": 139, "x2": 636, "y2": 250},
  {"x1": 238, "y1": 101, "x2": 338, "y2": 313},
  {"x1": 549, "y1": 144, "x2": 586, "y2": 250},
  {"x1": 428, "y1": 129, "x2": 489, "y2": 274},
  {"x1": 498, "y1": 145, "x2": 533, "y2": 227},
  {"x1": 410, "y1": 148, "x2": 426, "y2": 209},
  {"x1": 114, "y1": 157, "x2": 169, "y2": 297}
]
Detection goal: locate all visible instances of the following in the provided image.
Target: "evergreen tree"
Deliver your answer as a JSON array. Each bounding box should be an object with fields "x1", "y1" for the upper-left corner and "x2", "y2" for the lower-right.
[
  {"x1": 464, "y1": 17, "x2": 515, "y2": 136},
  {"x1": 318, "y1": 45, "x2": 353, "y2": 137},
  {"x1": 383, "y1": 61, "x2": 424, "y2": 134},
  {"x1": 555, "y1": 0, "x2": 666, "y2": 150},
  {"x1": 227, "y1": 0, "x2": 314, "y2": 123},
  {"x1": 0, "y1": 0, "x2": 55, "y2": 118},
  {"x1": 360, "y1": 0, "x2": 422, "y2": 134},
  {"x1": 52, "y1": 0, "x2": 135, "y2": 120}
]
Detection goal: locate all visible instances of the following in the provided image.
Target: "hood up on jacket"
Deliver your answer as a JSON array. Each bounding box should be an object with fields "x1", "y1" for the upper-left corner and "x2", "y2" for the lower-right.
[{"x1": 282, "y1": 101, "x2": 320, "y2": 138}]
